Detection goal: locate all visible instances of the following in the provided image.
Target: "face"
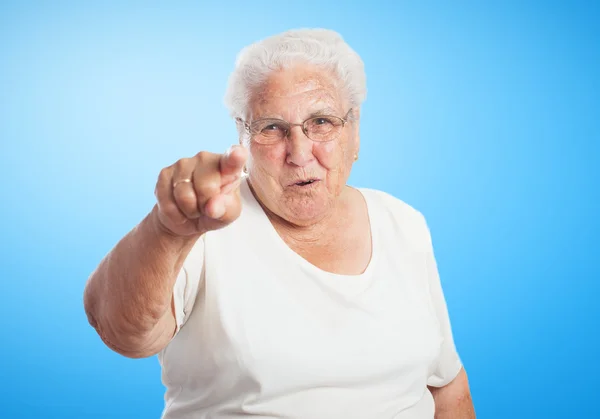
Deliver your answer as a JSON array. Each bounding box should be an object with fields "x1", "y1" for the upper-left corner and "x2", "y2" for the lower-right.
[{"x1": 241, "y1": 64, "x2": 360, "y2": 226}]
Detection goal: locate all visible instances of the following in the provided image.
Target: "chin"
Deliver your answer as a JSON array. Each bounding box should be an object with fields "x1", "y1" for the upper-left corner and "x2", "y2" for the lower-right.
[{"x1": 280, "y1": 189, "x2": 331, "y2": 225}]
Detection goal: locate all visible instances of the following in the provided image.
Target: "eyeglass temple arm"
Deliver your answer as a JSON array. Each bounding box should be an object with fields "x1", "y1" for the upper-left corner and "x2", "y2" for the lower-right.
[
  {"x1": 342, "y1": 108, "x2": 354, "y2": 124},
  {"x1": 235, "y1": 117, "x2": 251, "y2": 133}
]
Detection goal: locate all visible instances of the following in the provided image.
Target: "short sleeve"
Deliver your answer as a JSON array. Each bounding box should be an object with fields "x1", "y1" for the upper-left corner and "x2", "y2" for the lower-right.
[
  {"x1": 171, "y1": 235, "x2": 205, "y2": 334},
  {"x1": 422, "y1": 219, "x2": 463, "y2": 387},
  {"x1": 367, "y1": 189, "x2": 463, "y2": 387}
]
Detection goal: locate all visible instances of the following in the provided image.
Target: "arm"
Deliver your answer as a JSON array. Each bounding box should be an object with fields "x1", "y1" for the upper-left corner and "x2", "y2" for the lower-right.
[
  {"x1": 83, "y1": 146, "x2": 247, "y2": 358},
  {"x1": 83, "y1": 206, "x2": 201, "y2": 358},
  {"x1": 418, "y1": 213, "x2": 476, "y2": 417},
  {"x1": 429, "y1": 368, "x2": 475, "y2": 418}
]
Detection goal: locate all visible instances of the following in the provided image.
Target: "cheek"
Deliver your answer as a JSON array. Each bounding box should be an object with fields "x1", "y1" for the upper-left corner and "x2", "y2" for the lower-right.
[
  {"x1": 249, "y1": 143, "x2": 287, "y2": 172},
  {"x1": 314, "y1": 142, "x2": 351, "y2": 170}
]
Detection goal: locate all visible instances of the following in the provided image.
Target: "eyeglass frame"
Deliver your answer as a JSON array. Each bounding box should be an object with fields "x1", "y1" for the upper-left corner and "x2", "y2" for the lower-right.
[{"x1": 236, "y1": 108, "x2": 354, "y2": 143}]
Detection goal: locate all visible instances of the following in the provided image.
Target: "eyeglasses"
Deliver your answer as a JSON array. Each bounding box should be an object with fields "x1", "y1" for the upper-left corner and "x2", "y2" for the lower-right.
[{"x1": 237, "y1": 109, "x2": 353, "y2": 145}]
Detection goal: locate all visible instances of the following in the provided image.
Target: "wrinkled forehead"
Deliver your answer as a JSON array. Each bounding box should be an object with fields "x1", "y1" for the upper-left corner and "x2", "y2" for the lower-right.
[{"x1": 247, "y1": 65, "x2": 346, "y2": 120}]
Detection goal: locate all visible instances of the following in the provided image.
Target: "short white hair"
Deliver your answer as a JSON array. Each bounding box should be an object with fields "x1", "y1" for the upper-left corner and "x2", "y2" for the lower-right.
[{"x1": 223, "y1": 28, "x2": 367, "y2": 119}]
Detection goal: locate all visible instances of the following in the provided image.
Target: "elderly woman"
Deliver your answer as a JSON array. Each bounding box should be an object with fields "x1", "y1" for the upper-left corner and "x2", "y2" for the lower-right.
[{"x1": 84, "y1": 29, "x2": 475, "y2": 418}]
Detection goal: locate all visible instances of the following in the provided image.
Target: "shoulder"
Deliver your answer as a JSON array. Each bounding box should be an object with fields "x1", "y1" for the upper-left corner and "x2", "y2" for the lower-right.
[
  {"x1": 360, "y1": 187, "x2": 424, "y2": 221},
  {"x1": 359, "y1": 187, "x2": 433, "y2": 252}
]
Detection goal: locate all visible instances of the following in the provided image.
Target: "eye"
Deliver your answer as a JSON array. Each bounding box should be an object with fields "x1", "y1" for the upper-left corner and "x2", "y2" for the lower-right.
[
  {"x1": 306, "y1": 116, "x2": 337, "y2": 133},
  {"x1": 313, "y1": 117, "x2": 333, "y2": 126},
  {"x1": 260, "y1": 123, "x2": 287, "y2": 136},
  {"x1": 250, "y1": 120, "x2": 286, "y2": 135}
]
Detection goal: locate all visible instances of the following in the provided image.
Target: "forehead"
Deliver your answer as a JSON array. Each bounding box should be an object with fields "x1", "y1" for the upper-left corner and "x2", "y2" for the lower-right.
[{"x1": 249, "y1": 65, "x2": 343, "y2": 118}]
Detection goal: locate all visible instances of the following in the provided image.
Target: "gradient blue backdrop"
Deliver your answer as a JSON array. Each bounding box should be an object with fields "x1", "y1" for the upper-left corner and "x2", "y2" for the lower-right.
[{"x1": 1, "y1": 1, "x2": 598, "y2": 418}]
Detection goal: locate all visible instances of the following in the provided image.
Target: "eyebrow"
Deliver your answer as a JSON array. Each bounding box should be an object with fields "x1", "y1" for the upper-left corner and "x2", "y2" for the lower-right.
[
  {"x1": 308, "y1": 107, "x2": 338, "y2": 117},
  {"x1": 251, "y1": 107, "x2": 340, "y2": 122}
]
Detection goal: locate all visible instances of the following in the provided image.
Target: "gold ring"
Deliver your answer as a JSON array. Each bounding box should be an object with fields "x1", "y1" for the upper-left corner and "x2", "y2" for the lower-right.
[{"x1": 172, "y1": 178, "x2": 192, "y2": 188}]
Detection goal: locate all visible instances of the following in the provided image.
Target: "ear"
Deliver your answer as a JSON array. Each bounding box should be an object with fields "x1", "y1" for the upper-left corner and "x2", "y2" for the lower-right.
[
  {"x1": 235, "y1": 118, "x2": 247, "y2": 145},
  {"x1": 350, "y1": 107, "x2": 361, "y2": 154}
]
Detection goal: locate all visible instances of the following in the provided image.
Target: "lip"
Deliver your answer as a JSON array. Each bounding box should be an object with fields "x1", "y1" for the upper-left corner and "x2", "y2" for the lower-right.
[{"x1": 289, "y1": 178, "x2": 321, "y2": 187}]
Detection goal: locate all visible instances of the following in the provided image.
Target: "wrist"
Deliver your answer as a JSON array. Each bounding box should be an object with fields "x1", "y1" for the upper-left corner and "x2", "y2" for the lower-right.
[{"x1": 147, "y1": 205, "x2": 204, "y2": 251}]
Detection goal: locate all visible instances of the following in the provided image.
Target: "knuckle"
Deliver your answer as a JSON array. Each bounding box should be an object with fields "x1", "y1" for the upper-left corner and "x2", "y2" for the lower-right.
[
  {"x1": 158, "y1": 167, "x2": 171, "y2": 181},
  {"x1": 195, "y1": 180, "x2": 219, "y2": 198},
  {"x1": 174, "y1": 157, "x2": 192, "y2": 171},
  {"x1": 195, "y1": 151, "x2": 215, "y2": 166},
  {"x1": 195, "y1": 150, "x2": 209, "y2": 161},
  {"x1": 154, "y1": 182, "x2": 169, "y2": 201}
]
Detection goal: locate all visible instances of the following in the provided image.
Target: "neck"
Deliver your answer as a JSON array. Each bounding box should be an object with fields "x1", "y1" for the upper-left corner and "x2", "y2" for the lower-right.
[{"x1": 270, "y1": 204, "x2": 344, "y2": 247}]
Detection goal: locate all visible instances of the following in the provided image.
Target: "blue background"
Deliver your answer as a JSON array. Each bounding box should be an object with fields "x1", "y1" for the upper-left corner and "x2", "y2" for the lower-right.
[{"x1": 1, "y1": 1, "x2": 598, "y2": 418}]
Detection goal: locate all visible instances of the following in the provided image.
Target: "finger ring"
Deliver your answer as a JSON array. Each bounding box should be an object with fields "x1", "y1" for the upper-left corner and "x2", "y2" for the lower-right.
[{"x1": 172, "y1": 178, "x2": 192, "y2": 188}]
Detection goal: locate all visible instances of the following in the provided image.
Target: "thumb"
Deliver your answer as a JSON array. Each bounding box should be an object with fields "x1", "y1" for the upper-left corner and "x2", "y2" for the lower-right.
[
  {"x1": 220, "y1": 176, "x2": 242, "y2": 195},
  {"x1": 204, "y1": 186, "x2": 242, "y2": 221}
]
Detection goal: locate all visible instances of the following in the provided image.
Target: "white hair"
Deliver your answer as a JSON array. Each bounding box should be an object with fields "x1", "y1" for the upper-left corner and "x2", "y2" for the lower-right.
[{"x1": 223, "y1": 28, "x2": 367, "y2": 120}]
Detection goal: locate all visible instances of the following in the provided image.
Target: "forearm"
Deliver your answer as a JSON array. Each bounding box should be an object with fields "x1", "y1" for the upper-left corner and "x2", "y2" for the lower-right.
[
  {"x1": 429, "y1": 369, "x2": 476, "y2": 419},
  {"x1": 84, "y1": 205, "x2": 201, "y2": 356}
]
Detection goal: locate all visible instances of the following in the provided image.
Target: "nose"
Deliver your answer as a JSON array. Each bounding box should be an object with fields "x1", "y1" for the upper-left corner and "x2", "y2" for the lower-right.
[{"x1": 285, "y1": 125, "x2": 315, "y2": 167}]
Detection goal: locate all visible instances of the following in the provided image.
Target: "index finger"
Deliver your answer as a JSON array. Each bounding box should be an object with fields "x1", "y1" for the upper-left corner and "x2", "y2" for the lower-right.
[{"x1": 219, "y1": 145, "x2": 248, "y2": 178}]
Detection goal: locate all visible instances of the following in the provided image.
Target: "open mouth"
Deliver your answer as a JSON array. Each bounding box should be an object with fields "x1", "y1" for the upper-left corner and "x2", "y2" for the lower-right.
[{"x1": 294, "y1": 179, "x2": 319, "y2": 187}]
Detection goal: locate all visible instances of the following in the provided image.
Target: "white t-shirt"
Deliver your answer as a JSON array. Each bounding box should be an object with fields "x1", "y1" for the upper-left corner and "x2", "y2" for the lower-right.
[{"x1": 158, "y1": 178, "x2": 462, "y2": 419}]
